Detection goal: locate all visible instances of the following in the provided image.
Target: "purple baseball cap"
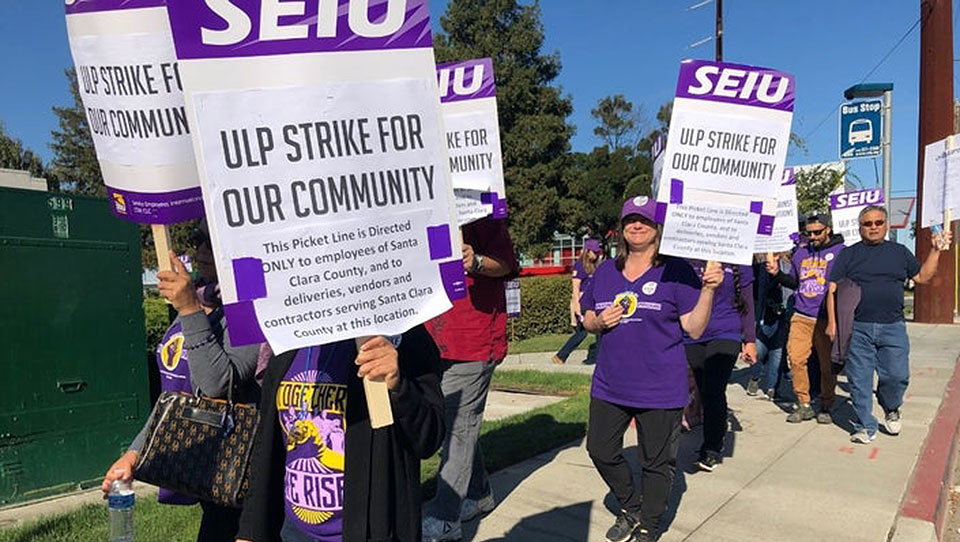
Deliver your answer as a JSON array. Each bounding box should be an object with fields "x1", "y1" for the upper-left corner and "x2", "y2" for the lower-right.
[
  {"x1": 620, "y1": 196, "x2": 660, "y2": 224},
  {"x1": 583, "y1": 239, "x2": 601, "y2": 252}
]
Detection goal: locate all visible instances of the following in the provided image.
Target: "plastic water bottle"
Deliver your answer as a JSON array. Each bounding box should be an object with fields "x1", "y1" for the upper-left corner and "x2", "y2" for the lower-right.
[{"x1": 108, "y1": 475, "x2": 135, "y2": 542}]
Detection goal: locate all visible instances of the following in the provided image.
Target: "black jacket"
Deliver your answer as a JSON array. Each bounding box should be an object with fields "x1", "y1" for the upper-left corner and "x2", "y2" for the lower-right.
[{"x1": 236, "y1": 325, "x2": 445, "y2": 542}]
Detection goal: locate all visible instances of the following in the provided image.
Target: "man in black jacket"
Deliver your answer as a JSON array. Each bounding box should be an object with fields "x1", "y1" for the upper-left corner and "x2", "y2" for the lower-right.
[{"x1": 236, "y1": 327, "x2": 445, "y2": 542}]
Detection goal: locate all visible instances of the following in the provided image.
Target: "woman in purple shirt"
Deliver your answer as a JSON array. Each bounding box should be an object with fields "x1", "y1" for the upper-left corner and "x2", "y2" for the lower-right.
[
  {"x1": 553, "y1": 239, "x2": 603, "y2": 364},
  {"x1": 581, "y1": 197, "x2": 722, "y2": 542},
  {"x1": 683, "y1": 260, "x2": 756, "y2": 473}
]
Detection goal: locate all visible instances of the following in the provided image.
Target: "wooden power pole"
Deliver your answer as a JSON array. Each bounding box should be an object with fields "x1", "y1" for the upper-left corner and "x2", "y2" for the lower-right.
[{"x1": 914, "y1": 0, "x2": 956, "y2": 323}]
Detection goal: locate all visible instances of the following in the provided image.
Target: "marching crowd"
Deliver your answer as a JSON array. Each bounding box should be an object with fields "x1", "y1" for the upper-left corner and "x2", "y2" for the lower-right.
[{"x1": 100, "y1": 197, "x2": 951, "y2": 542}]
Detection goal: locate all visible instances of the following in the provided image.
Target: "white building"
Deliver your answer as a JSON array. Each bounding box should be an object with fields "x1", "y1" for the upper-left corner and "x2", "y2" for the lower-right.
[{"x1": 0, "y1": 168, "x2": 47, "y2": 191}]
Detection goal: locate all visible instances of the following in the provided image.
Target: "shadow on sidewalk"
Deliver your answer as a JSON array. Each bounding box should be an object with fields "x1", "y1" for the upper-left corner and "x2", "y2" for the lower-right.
[
  {"x1": 458, "y1": 432, "x2": 585, "y2": 542},
  {"x1": 470, "y1": 501, "x2": 593, "y2": 542}
]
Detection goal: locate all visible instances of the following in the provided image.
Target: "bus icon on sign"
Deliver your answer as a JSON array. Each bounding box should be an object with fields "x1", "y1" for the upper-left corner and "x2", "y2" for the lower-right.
[{"x1": 848, "y1": 119, "x2": 873, "y2": 145}]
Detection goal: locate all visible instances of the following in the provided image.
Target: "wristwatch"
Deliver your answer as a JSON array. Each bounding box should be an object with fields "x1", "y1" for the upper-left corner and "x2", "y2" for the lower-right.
[{"x1": 472, "y1": 254, "x2": 485, "y2": 274}]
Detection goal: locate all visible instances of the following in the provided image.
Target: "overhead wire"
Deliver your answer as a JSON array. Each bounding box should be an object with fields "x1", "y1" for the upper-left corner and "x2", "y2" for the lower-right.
[{"x1": 800, "y1": 13, "x2": 926, "y2": 143}]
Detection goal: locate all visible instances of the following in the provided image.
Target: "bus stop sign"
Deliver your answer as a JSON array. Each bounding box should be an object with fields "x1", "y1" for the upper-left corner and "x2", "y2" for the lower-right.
[{"x1": 840, "y1": 100, "x2": 882, "y2": 159}]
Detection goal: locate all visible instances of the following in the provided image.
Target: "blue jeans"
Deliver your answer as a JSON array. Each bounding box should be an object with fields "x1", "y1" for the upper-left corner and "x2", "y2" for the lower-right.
[
  {"x1": 845, "y1": 320, "x2": 910, "y2": 436},
  {"x1": 556, "y1": 322, "x2": 588, "y2": 361},
  {"x1": 556, "y1": 323, "x2": 599, "y2": 363},
  {"x1": 752, "y1": 320, "x2": 787, "y2": 394}
]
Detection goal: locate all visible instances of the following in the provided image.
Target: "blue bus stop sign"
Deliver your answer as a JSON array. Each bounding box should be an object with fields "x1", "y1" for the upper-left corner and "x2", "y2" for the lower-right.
[{"x1": 839, "y1": 100, "x2": 882, "y2": 159}]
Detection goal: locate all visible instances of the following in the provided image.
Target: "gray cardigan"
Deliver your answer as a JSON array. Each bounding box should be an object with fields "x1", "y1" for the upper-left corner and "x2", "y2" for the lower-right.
[{"x1": 129, "y1": 309, "x2": 260, "y2": 453}]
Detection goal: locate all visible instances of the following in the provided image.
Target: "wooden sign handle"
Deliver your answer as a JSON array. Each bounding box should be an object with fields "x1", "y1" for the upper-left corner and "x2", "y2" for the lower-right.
[
  {"x1": 152, "y1": 224, "x2": 173, "y2": 272},
  {"x1": 356, "y1": 336, "x2": 394, "y2": 428}
]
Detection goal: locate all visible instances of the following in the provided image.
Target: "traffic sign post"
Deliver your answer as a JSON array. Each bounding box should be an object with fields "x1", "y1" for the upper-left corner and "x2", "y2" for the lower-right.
[{"x1": 839, "y1": 99, "x2": 883, "y2": 159}]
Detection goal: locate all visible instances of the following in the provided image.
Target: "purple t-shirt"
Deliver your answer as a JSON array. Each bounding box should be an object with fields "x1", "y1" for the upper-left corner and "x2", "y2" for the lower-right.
[
  {"x1": 684, "y1": 260, "x2": 753, "y2": 343},
  {"x1": 572, "y1": 260, "x2": 595, "y2": 295},
  {"x1": 155, "y1": 321, "x2": 200, "y2": 505},
  {"x1": 279, "y1": 342, "x2": 354, "y2": 541},
  {"x1": 157, "y1": 321, "x2": 193, "y2": 394},
  {"x1": 581, "y1": 257, "x2": 701, "y2": 409},
  {"x1": 791, "y1": 242, "x2": 845, "y2": 317}
]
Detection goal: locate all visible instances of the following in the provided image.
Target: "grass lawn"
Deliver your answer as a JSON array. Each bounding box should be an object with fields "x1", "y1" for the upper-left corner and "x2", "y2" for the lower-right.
[
  {"x1": 507, "y1": 332, "x2": 595, "y2": 355},
  {"x1": 491, "y1": 369, "x2": 591, "y2": 396},
  {"x1": 3, "y1": 372, "x2": 590, "y2": 542}
]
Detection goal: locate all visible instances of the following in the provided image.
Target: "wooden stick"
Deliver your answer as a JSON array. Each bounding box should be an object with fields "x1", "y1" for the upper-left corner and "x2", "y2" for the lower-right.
[
  {"x1": 152, "y1": 224, "x2": 173, "y2": 272},
  {"x1": 355, "y1": 336, "x2": 394, "y2": 429}
]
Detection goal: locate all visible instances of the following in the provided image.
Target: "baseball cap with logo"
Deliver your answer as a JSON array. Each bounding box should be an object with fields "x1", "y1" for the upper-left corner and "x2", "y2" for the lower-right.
[{"x1": 620, "y1": 196, "x2": 661, "y2": 224}]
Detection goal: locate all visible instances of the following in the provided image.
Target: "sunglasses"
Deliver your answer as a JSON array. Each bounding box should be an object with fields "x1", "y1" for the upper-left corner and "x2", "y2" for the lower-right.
[
  {"x1": 860, "y1": 220, "x2": 886, "y2": 228},
  {"x1": 804, "y1": 228, "x2": 826, "y2": 236}
]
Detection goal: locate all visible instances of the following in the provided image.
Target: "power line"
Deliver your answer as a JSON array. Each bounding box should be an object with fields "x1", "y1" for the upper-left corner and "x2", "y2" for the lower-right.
[{"x1": 801, "y1": 14, "x2": 924, "y2": 143}]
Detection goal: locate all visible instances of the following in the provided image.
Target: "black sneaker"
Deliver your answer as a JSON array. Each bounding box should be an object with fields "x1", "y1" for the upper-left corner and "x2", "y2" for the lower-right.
[
  {"x1": 605, "y1": 510, "x2": 639, "y2": 542},
  {"x1": 696, "y1": 454, "x2": 721, "y2": 472},
  {"x1": 632, "y1": 527, "x2": 655, "y2": 542}
]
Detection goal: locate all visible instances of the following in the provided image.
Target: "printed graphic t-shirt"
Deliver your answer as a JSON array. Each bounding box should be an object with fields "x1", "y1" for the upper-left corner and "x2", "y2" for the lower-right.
[
  {"x1": 279, "y1": 342, "x2": 354, "y2": 542},
  {"x1": 790, "y1": 242, "x2": 845, "y2": 317},
  {"x1": 684, "y1": 260, "x2": 753, "y2": 343},
  {"x1": 581, "y1": 257, "x2": 701, "y2": 408}
]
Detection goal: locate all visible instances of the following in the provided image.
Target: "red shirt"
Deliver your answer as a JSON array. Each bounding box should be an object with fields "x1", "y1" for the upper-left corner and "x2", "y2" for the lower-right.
[{"x1": 425, "y1": 218, "x2": 519, "y2": 362}]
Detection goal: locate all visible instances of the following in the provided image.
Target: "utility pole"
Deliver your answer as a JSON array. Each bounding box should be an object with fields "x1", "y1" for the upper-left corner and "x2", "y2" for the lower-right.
[
  {"x1": 715, "y1": 0, "x2": 723, "y2": 61},
  {"x1": 914, "y1": 0, "x2": 956, "y2": 323}
]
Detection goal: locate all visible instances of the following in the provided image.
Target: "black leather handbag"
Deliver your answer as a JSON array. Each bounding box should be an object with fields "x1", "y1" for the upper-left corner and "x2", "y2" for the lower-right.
[{"x1": 134, "y1": 373, "x2": 259, "y2": 508}]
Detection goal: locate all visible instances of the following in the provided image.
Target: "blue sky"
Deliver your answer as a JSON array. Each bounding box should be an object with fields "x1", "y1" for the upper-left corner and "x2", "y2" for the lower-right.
[{"x1": 1, "y1": 0, "x2": 956, "y2": 208}]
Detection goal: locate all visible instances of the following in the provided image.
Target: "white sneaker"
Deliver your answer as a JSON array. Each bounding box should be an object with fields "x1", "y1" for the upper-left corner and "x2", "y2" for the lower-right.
[
  {"x1": 885, "y1": 410, "x2": 902, "y2": 435},
  {"x1": 422, "y1": 516, "x2": 462, "y2": 542},
  {"x1": 850, "y1": 430, "x2": 877, "y2": 444},
  {"x1": 460, "y1": 493, "x2": 496, "y2": 522}
]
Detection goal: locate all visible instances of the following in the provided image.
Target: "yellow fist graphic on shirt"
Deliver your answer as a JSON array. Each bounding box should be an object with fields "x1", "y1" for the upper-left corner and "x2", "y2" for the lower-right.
[{"x1": 613, "y1": 292, "x2": 639, "y2": 318}]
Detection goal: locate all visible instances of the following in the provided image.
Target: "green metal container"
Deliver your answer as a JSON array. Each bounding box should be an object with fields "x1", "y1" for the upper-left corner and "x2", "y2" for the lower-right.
[{"x1": 0, "y1": 187, "x2": 148, "y2": 505}]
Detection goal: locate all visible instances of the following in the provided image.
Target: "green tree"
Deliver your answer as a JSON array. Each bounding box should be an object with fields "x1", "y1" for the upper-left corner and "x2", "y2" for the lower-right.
[
  {"x1": 0, "y1": 123, "x2": 45, "y2": 179},
  {"x1": 795, "y1": 164, "x2": 845, "y2": 216},
  {"x1": 434, "y1": 0, "x2": 574, "y2": 257},
  {"x1": 49, "y1": 68, "x2": 104, "y2": 196},
  {"x1": 591, "y1": 94, "x2": 644, "y2": 151}
]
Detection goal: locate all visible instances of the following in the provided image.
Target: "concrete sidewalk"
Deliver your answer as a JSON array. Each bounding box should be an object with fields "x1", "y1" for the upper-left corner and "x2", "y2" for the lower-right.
[{"x1": 465, "y1": 323, "x2": 960, "y2": 542}]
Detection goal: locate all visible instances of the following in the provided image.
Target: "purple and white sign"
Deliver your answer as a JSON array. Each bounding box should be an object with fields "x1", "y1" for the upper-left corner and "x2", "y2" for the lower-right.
[
  {"x1": 167, "y1": 0, "x2": 431, "y2": 60},
  {"x1": 658, "y1": 59, "x2": 795, "y2": 202},
  {"x1": 65, "y1": 0, "x2": 203, "y2": 224},
  {"x1": 675, "y1": 59, "x2": 795, "y2": 112},
  {"x1": 657, "y1": 59, "x2": 795, "y2": 264},
  {"x1": 754, "y1": 167, "x2": 799, "y2": 253},
  {"x1": 437, "y1": 58, "x2": 506, "y2": 225},
  {"x1": 830, "y1": 188, "x2": 884, "y2": 246},
  {"x1": 166, "y1": 0, "x2": 463, "y2": 353}
]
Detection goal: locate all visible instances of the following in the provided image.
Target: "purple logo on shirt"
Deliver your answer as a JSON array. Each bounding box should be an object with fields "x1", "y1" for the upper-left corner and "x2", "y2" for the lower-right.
[{"x1": 797, "y1": 257, "x2": 828, "y2": 299}]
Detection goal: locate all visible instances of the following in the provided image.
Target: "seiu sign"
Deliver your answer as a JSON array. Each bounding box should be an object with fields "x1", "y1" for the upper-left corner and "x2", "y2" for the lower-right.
[
  {"x1": 167, "y1": 0, "x2": 430, "y2": 60},
  {"x1": 831, "y1": 189, "x2": 884, "y2": 210},
  {"x1": 437, "y1": 58, "x2": 496, "y2": 104},
  {"x1": 676, "y1": 60, "x2": 795, "y2": 112}
]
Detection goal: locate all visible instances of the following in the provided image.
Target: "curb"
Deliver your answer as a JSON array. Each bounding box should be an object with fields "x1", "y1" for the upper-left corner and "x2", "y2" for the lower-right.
[{"x1": 892, "y1": 354, "x2": 960, "y2": 542}]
